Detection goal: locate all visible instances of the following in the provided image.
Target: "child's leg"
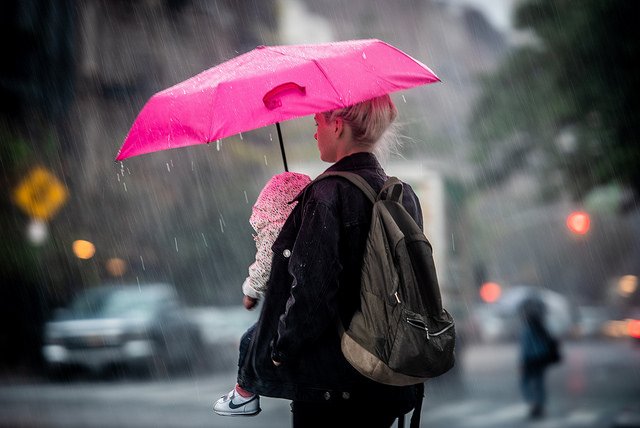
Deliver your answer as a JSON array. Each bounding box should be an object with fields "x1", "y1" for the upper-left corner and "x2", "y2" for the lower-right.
[
  {"x1": 234, "y1": 383, "x2": 254, "y2": 398},
  {"x1": 212, "y1": 323, "x2": 260, "y2": 415},
  {"x1": 238, "y1": 323, "x2": 257, "y2": 368},
  {"x1": 236, "y1": 323, "x2": 258, "y2": 396}
]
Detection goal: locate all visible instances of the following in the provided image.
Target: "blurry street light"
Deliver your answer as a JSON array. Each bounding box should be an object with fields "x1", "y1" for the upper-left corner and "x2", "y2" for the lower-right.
[
  {"x1": 566, "y1": 211, "x2": 591, "y2": 235},
  {"x1": 479, "y1": 282, "x2": 502, "y2": 303},
  {"x1": 106, "y1": 258, "x2": 127, "y2": 277},
  {"x1": 72, "y1": 240, "x2": 95, "y2": 259},
  {"x1": 618, "y1": 275, "x2": 638, "y2": 297},
  {"x1": 27, "y1": 219, "x2": 48, "y2": 246}
]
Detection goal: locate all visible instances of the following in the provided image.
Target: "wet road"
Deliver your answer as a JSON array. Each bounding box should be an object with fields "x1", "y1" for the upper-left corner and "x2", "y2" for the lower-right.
[
  {"x1": 0, "y1": 339, "x2": 638, "y2": 427},
  {"x1": 423, "y1": 339, "x2": 640, "y2": 427}
]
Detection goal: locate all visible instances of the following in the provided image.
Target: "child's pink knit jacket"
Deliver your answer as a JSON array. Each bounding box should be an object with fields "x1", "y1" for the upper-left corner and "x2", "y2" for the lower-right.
[{"x1": 242, "y1": 172, "x2": 311, "y2": 300}]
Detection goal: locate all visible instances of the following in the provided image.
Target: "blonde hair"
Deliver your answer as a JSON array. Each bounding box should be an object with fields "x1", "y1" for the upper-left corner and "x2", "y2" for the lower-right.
[{"x1": 323, "y1": 94, "x2": 398, "y2": 148}]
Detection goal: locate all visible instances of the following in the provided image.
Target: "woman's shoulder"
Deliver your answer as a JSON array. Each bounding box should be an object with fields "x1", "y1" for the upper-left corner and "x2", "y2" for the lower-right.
[{"x1": 302, "y1": 175, "x2": 351, "y2": 206}]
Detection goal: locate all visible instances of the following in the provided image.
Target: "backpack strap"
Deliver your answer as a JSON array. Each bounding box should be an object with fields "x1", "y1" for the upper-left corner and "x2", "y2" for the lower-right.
[
  {"x1": 380, "y1": 177, "x2": 404, "y2": 203},
  {"x1": 410, "y1": 383, "x2": 425, "y2": 428},
  {"x1": 396, "y1": 382, "x2": 424, "y2": 428},
  {"x1": 316, "y1": 171, "x2": 406, "y2": 205}
]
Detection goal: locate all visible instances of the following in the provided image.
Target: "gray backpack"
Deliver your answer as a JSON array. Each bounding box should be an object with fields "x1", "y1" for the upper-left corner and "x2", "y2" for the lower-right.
[{"x1": 317, "y1": 171, "x2": 456, "y2": 386}]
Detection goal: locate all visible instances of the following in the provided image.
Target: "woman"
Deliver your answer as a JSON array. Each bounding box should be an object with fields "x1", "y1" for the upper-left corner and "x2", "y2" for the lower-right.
[{"x1": 238, "y1": 94, "x2": 424, "y2": 427}]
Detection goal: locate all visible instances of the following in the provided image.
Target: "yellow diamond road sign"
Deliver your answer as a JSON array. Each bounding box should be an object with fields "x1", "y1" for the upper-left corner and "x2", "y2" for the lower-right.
[{"x1": 13, "y1": 167, "x2": 68, "y2": 221}]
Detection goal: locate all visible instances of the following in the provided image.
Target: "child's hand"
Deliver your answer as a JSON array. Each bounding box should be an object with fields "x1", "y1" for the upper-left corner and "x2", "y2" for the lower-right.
[{"x1": 243, "y1": 295, "x2": 258, "y2": 310}]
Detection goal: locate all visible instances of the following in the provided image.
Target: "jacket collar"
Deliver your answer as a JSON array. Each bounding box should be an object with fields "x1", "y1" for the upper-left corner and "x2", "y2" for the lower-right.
[
  {"x1": 324, "y1": 152, "x2": 383, "y2": 173},
  {"x1": 291, "y1": 153, "x2": 384, "y2": 203}
]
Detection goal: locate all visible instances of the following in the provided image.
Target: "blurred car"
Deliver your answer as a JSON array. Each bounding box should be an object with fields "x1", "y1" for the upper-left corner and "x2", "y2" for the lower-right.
[
  {"x1": 603, "y1": 311, "x2": 640, "y2": 343},
  {"x1": 188, "y1": 305, "x2": 259, "y2": 371},
  {"x1": 626, "y1": 309, "x2": 640, "y2": 344},
  {"x1": 466, "y1": 304, "x2": 514, "y2": 343},
  {"x1": 42, "y1": 283, "x2": 203, "y2": 377},
  {"x1": 191, "y1": 305, "x2": 258, "y2": 346}
]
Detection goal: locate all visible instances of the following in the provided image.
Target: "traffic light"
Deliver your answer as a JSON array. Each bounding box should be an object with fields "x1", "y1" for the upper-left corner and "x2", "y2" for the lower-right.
[
  {"x1": 566, "y1": 211, "x2": 591, "y2": 235},
  {"x1": 479, "y1": 282, "x2": 502, "y2": 303}
]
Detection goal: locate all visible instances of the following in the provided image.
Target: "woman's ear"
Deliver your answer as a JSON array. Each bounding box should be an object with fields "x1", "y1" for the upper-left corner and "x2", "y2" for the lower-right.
[{"x1": 334, "y1": 117, "x2": 344, "y2": 137}]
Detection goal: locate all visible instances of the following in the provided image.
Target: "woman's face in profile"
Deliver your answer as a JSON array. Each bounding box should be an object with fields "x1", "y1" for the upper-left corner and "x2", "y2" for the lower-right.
[{"x1": 314, "y1": 113, "x2": 338, "y2": 162}]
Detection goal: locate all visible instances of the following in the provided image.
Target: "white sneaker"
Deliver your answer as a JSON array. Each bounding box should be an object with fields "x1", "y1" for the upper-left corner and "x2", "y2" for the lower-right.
[{"x1": 213, "y1": 388, "x2": 261, "y2": 416}]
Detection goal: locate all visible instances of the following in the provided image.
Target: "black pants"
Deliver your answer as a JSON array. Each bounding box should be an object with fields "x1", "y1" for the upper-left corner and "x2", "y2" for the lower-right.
[
  {"x1": 291, "y1": 400, "x2": 403, "y2": 428},
  {"x1": 238, "y1": 323, "x2": 256, "y2": 368}
]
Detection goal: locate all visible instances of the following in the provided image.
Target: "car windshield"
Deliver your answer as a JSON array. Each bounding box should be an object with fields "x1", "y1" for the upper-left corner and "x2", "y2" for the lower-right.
[{"x1": 67, "y1": 287, "x2": 171, "y2": 319}]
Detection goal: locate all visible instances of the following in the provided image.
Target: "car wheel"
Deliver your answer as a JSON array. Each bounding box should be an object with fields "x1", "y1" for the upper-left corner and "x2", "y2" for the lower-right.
[{"x1": 141, "y1": 338, "x2": 170, "y2": 379}]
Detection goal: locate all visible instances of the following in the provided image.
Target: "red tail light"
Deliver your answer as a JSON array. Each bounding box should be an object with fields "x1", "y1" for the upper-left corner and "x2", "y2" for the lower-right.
[{"x1": 628, "y1": 319, "x2": 640, "y2": 339}]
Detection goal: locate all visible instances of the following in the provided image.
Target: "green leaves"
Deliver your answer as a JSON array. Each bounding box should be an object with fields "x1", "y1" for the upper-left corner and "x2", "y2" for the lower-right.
[{"x1": 471, "y1": 0, "x2": 640, "y2": 203}]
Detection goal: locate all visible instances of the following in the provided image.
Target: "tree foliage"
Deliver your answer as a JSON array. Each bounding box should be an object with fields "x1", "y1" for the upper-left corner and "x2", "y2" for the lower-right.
[{"x1": 471, "y1": 0, "x2": 640, "y2": 203}]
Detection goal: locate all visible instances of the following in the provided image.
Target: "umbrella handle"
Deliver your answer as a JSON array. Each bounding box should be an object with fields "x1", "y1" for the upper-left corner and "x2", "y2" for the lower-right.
[
  {"x1": 276, "y1": 122, "x2": 288, "y2": 172},
  {"x1": 263, "y1": 82, "x2": 306, "y2": 110}
]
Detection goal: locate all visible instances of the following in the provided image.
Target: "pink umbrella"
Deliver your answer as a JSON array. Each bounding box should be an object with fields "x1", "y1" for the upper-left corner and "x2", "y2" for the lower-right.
[{"x1": 116, "y1": 38, "x2": 440, "y2": 169}]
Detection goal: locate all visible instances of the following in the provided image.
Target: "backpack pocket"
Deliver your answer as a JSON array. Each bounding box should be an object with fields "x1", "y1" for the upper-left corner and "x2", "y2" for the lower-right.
[{"x1": 388, "y1": 308, "x2": 456, "y2": 378}]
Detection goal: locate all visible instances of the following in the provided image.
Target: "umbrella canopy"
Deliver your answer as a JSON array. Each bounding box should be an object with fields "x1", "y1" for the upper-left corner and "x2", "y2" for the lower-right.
[
  {"x1": 115, "y1": 39, "x2": 440, "y2": 164},
  {"x1": 495, "y1": 285, "x2": 573, "y2": 337}
]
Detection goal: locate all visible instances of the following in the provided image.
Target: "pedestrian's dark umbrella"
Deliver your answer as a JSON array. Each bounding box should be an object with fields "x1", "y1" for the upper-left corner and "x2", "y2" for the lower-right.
[{"x1": 115, "y1": 39, "x2": 440, "y2": 170}]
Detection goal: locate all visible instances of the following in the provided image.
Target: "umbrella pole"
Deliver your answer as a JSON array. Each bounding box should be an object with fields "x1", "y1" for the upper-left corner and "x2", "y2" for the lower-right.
[{"x1": 276, "y1": 122, "x2": 289, "y2": 172}]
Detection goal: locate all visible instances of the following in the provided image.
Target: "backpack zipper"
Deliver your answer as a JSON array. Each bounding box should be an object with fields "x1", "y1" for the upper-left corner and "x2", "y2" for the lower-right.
[
  {"x1": 429, "y1": 323, "x2": 455, "y2": 337},
  {"x1": 394, "y1": 292, "x2": 401, "y2": 304},
  {"x1": 406, "y1": 318, "x2": 454, "y2": 340}
]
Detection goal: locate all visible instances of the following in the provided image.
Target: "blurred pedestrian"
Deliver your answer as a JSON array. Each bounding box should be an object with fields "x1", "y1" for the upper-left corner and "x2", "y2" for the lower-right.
[
  {"x1": 519, "y1": 296, "x2": 561, "y2": 419},
  {"x1": 238, "y1": 95, "x2": 426, "y2": 428},
  {"x1": 213, "y1": 171, "x2": 311, "y2": 416}
]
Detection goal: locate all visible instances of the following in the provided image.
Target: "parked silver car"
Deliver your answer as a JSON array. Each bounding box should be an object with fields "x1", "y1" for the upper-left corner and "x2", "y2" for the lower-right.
[{"x1": 43, "y1": 283, "x2": 203, "y2": 377}]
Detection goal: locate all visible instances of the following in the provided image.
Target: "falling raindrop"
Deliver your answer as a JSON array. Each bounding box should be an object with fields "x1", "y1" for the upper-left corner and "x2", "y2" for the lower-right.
[
  {"x1": 117, "y1": 174, "x2": 121, "y2": 182},
  {"x1": 402, "y1": 95, "x2": 407, "y2": 103},
  {"x1": 127, "y1": 167, "x2": 131, "y2": 175},
  {"x1": 201, "y1": 233, "x2": 208, "y2": 247},
  {"x1": 362, "y1": 51, "x2": 367, "y2": 59},
  {"x1": 166, "y1": 163, "x2": 171, "y2": 172},
  {"x1": 269, "y1": 134, "x2": 273, "y2": 141},
  {"x1": 123, "y1": 182, "x2": 127, "y2": 192},
  {"x1": 175, "y1": 237, "x2": 179, "y2": 252},
  {"x1": 239, "y1": 133, "x2": 243, "y2": 140},
  {"x1": 136, "y1": 276, "x2": 141, "y2": 291},
  {"x1": 219, "y1": 218, "x2": 224, "y2": 233},
  {"x1": 140, "y1": 255, "x2": 145, "y2": 271},
  {"x1": 216, "y1": 140, "x2": 221, "y2": 151},
  {"x1": 191, "y1": 161, "x2": 195, "y2": 171},
  {"x1": 244, "y1": 190, "x2": 249, "y2": 203},
  {"x1": 264, "y1": 155, "x2": 268, "y2": 166}
]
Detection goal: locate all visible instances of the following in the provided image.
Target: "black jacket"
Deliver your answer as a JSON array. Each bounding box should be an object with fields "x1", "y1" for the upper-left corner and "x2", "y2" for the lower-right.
[{"x1": 238, "y1": 152, "x2": 423, "y2": 409}]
